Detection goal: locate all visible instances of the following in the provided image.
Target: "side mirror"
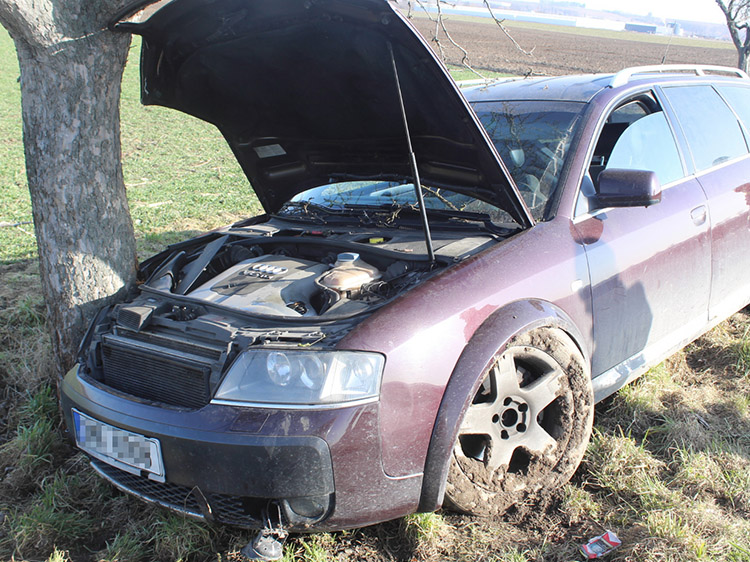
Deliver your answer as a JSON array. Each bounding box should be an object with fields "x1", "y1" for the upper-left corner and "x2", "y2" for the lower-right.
[{"x1": 593, "y1": 168, "x2": 662, "y2": 209}]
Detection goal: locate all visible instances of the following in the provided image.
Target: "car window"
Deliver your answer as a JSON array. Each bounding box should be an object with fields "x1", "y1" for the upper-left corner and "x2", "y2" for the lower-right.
[
  {"x1": 292, "y1": 181, "x2": 471, "y2": 210},
  {"x1": 608, "y1": 100, "x2": 648, "y2": 124},
  {"x1": 716, "y1": 85, "x2": 750, "y2": 141},
  {"x1": 577, "y1": 96, "x2": 683, "y2": 216},
  {"x1": 606, "y1": 112, "x2": 684, "y2": 185},
  {"x1": 289, "y1": 181, "x2": 515, "y2": 224},
  {"x1": 472, "y1": 101, "x2": 585, "y2": 221},
  {"x1": 662, "y1": 85, "x2": 748, "y2": 172}
]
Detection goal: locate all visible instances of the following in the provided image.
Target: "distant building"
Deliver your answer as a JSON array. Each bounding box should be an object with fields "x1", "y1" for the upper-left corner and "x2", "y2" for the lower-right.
[
  {"x1": 414, "y1": 1, "x2": 724, "y2": 39},
  {"x1": 624, "y1": 23, "x2": 658, "y2": 34}
]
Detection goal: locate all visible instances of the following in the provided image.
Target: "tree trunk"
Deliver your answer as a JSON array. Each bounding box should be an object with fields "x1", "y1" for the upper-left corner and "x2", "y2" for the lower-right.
[
  {"x1": 13, "y1": 30, "x2": 136, "y2": 374},
  {"x1": 740, "y1": 46, "x2": 750, "y2": 73},
  {"x1": 716, "y1": 0, "x2": 750, "y2": 74}
]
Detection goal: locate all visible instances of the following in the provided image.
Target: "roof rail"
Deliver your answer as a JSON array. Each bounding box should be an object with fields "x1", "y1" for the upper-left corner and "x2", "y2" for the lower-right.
[
  {"x1": 610, "y1": 64, "x2": 749, "y2": 88},
  {"x1": 456, "y1": 78, "x2": 498, "y2": 88}
]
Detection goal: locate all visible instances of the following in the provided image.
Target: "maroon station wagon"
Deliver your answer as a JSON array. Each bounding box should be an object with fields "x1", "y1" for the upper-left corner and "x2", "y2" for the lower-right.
[{"x1": 62, "y1": 0, "x2": 750, "y2": 548}]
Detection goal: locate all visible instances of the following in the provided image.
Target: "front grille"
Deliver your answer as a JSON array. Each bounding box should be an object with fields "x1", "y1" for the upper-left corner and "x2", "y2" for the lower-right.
[
  {"x1": 101, "y1": 337, "x2": 212, "y2": 409},
  {"x1": 93, "y1": 461, "x2": 202, "y2": 516},
  {"x1": 210, "y1": 493, "x2": 266, "y2": 526},
  {"x1": 92, "y1": 461, "x2": 264, "y2": 528}
]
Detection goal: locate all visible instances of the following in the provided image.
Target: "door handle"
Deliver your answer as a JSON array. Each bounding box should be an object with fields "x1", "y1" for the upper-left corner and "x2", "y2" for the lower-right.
[{"x1": 690, "y1": 205, "x2": 707, "y2": 226}]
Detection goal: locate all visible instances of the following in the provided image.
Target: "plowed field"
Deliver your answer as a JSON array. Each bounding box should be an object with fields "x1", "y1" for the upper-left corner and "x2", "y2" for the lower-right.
[{"x1": 410, "y1": 16, "x2": 736, "y2": 76}]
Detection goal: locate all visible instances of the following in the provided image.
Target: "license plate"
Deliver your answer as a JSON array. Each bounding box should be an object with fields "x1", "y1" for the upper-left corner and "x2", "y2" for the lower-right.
[{"x1": 72, "y1": 409, "x2": 165, "y2": 481}]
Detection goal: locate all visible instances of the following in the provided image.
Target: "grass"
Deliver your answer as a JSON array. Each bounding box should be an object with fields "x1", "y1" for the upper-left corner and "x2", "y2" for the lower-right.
[
  {"x1": 0, "y1": 32, "x2": 34, "y2": 263},
  {"x1": 97, "y1": 531, "x2": 144, "y2": 562},
  {"x1": 2, "y1": 19, "x2": 750, "y2": 562}
]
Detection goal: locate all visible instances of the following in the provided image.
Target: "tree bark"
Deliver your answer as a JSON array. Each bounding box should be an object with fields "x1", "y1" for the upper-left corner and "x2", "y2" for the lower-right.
[
  {"x1": 1, "y1": 2, "x2": 137, "y2": 374},
  {"x1": 739, "y1": 47, "x2": 750, "y2": 73},
  {"x1": 716, "y1": 0, "x2": 750, "y2": 73}
]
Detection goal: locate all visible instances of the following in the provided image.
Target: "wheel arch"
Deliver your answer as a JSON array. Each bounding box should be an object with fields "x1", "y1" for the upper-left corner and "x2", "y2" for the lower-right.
[{"x1": 417, "y1": 299, "x2": 588, "y2": 512}]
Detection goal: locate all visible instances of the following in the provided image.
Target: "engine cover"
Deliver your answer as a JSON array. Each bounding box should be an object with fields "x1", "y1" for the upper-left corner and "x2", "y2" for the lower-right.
[{"x1": 190, "y1": 255, "x2": 329, "y2": 317}]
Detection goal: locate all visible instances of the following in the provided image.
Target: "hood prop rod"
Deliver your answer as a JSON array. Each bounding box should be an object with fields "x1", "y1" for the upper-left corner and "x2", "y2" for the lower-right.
[{"x1": 388, "y1": 43, "x2": 436, "y2": 265}]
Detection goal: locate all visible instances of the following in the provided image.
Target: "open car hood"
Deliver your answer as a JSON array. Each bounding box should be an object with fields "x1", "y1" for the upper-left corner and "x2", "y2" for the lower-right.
[{"x1": 112, "y1": 0, "x2": 532, "y2": 226}]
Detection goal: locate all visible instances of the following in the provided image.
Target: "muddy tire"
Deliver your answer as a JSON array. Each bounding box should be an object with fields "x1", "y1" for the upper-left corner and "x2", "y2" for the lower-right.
[{"x1": 444, "y1": 327, "x2": 593, "y2": 516}]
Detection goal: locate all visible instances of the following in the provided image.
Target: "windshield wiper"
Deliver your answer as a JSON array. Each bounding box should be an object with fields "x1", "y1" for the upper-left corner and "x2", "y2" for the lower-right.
[
  {"x1": 370, "y1": 204, "x2": 515, "y2": 237},
  {"x1": 273, "y1": 201, "x2": 340, "y2": 224},
  {"x1": 276, "y1": 201, "x2": 514, "y2": 237}
]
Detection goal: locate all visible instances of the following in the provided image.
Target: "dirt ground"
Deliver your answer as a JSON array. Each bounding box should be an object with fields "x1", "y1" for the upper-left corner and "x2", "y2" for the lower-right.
[{"x1": 410, "y1": 17, "x2": 736, "y2": 76}]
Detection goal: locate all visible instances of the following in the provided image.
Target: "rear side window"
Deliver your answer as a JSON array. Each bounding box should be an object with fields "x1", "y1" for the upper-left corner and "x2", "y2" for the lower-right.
[
  {"x1": 716, "y1": 85, "x2": 750, "y2": 137},
  {"x1": 662, "y1": 85, "x2": 748, "y2": 172}
]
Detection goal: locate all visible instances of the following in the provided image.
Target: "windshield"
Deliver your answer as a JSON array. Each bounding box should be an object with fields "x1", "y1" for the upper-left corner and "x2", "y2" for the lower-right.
[
  {"x1": 287, "y1": 181, "x2": 516, "y2": 225},
  {"x1": 472, "y1": 100, "x2": 585, "y2": 220},
  {"x1": 285, "y1": 101, "x2": 584, "y2": 225}
]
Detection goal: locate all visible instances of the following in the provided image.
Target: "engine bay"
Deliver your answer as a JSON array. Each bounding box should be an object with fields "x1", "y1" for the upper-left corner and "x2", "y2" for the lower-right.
[
  {"x1": 137, "y1": 218, "x2": 504, "y2": 321},
  {"x1": 76, "y1": 219, "x2": 508, "y2": 406}
]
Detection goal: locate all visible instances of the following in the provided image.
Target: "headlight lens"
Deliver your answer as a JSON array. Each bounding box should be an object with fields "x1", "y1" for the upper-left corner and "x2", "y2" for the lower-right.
[
  {"x1": 266, "y1": 352, "x2": 293, "y2": 386},
  {"x1": 213, "y1": 349, "x2": 385, "y2": 406}
]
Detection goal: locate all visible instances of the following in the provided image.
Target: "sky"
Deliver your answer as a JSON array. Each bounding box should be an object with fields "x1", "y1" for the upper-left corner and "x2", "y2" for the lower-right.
[{"x1": 580, "y1": 0, "x2": 727, "y2": 24}]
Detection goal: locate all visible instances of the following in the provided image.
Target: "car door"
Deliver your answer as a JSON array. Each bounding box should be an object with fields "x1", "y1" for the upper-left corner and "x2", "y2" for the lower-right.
[
  {"x1": 660, "y1": 84, "x2": 750, "y2": 322},
  {"x1": 573, "y1": 94, "x2": 711, "y2": 384}
]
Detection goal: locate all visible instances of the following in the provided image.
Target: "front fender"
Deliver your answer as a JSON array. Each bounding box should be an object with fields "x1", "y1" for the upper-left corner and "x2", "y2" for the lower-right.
[{"x1": 417, "y1": 299, "x2": 588, "y2": 512}]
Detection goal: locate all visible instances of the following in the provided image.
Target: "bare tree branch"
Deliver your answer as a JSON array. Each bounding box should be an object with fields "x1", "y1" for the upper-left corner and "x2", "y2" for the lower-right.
[
  {"x1": 428, "y1": 0, "x2": 446, "y2": 62},
  {"x1": 409, "y1": 0, "x2": 537, "y2": 78},
  {"x1": 482, "y1": 0, "x2": 535, "y2": 57},
  {"x1": 412, "y1": 0, "x2": 484, "y2": 78},
  {"x1": 434, "y1": 0, "x2": 485, "y2": 77}
]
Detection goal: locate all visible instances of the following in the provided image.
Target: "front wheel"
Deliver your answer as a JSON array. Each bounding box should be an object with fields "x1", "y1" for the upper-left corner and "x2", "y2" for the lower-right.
[{"x1": 444, "y1": 327, "x2": 593, "y2": 516}]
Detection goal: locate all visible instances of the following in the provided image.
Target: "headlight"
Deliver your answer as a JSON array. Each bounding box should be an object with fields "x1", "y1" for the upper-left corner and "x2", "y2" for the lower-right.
[{"x1": 212, "y1": 349, "x2": 385, "y2": 407}]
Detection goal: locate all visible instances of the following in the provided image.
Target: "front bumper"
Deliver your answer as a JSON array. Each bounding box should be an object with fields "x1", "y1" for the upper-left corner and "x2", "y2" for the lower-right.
[{"x1": 60, "y1": 366, "x2": 422, "y2": 531}]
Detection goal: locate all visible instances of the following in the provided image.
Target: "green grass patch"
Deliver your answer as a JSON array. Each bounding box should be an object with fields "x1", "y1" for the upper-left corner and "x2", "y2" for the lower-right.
[
  {"x1": 149, "y1": 513, "x2": 213, "y2": 562},
  {"x1": 449, "y1": 64, "x2": 514, "y2": 81},
  {"x1": 298, "y1": 533, "x2": 335, "y2": 562},
  {"x1": 97, "y1": 530, "x2": 145, "y2": 562},
  {"x1": 7, "y1": 470, "x2": 97, "y2": 557},
  {"x1": 0, "y1": 28, "x2": 34, "y2": 263},
  {"x1": 735, "y1": 325, "x2": 750, "y2": 377},
  {"x1": 400, "y1": 511, "x2": 451, "y2": 558}
]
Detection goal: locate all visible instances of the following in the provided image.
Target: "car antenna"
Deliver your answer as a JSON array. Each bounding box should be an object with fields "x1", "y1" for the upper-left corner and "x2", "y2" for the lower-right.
[{"x1": 388, "y1": 42, "x2": 436, "y2": 265}]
